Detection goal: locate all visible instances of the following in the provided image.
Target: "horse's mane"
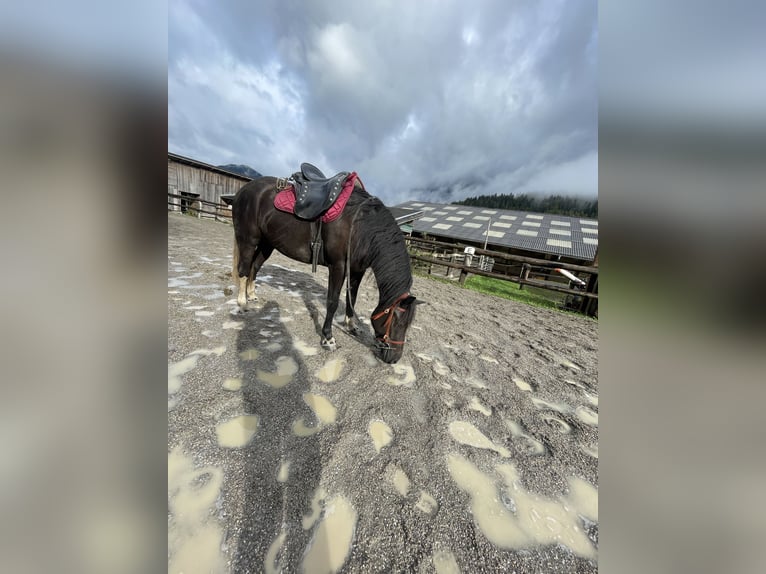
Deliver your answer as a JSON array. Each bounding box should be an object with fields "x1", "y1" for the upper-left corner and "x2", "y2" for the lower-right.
[{"x1": 346, "y1": 187, "x2": 413, "y2": 311}]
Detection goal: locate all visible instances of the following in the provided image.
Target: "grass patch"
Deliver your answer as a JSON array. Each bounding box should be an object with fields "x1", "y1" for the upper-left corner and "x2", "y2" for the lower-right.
[
  {"x1": 465, "y1": 275, "x2": 563, "y2": 310},
  {"x1": 414, "y1": 269, "x2": 581, "y2": 314}
]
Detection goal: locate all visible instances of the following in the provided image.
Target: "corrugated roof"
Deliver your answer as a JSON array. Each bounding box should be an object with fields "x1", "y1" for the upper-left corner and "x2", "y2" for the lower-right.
[
  {"x1": 393, "y1": 200, "x2": 598, "y2": 261},
  {"x1": 168, "y1": 152, "x2": 253, "y2": 181}
]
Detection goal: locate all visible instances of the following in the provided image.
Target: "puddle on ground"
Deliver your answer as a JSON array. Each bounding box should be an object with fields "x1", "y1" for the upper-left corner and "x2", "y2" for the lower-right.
[
  {"x1": 264, "y1": 342, "x2": 282, "y2": 353},
  {"x1": 302, "y1": 495, "x2": 357, "y2": 574},
  {"x1": 556, "y1": 356, "x2": 581, "y2": 371},
  {"x1": 564, "y1": 379, "x2": 587, "y2": 390},
  {"x1": 390, "y1": 467, "x2": 410, "y2": 497},
  {"x1": 440, "y1": 381, "x2": 453, "y2": 390},
  {"x1": 293, "y1": 393, "x2": 337, "y2": 436},
  {"x1": 215, "y1": 414, "x2": 260, "y2": 447},
  {"x1": 168, "y1": 448, "x2": 226, "y2": 573},
  {"x1": 504, "y1": 419, "x2": 546, "y2": 456},
  {"x1": 223, "y1": 320, "x2": 244, "y2": 330},
  {"x1": 257, "y1": 356, "x2": 299, "y2": 388},
  {"x1": 540, "y1": 414, "x2": 572, "y2": 434},
  {"x1": 513, "y1": 377, "x2": 533, "y2": 392},
  {"x1": 464, "y1": 376, "x2": 488, "y2": 389},
  {"x1": 580, "y1": 444, "x2": 599, "y2": 459},
  {"x1": 387, "y1": 363, "x2": 416, "y2": 387},
  {"x1": 433, "y1": 361, "x2": 450, "y2": 376},
  {"x1": 302, "y1": 487, "x2": 327, "y2": 530},
  {"x1": 447, "y1": 452, "x2": 597, "y2": 558},
  {"x1": 531, "y1": 397, "x2": 570, "y2": 413},
  {"x1": 368, "y1": 420, "x2": 393, "y2": 453},
  {"x1": 363, "y1": 352, "x2": 379, "y2": 367},
  {"x1": 317, "y1": 358, "x2": 344, "y2": 382},
  {"x1": 575, "y1": 406, "x2": 598, "y2": 426},
  {"x1": 279, "y1": 316, "x2": 294, "y2": 323},
  {"x1": 432, "y1": 549, "x2": 461, "y2": 574},
  {"x1": 168, "y1": 355, "x2": 199, "y2": 394},
  {"x1": 415, "y1": 352, "x2": 434, "y2": 362},
  {"x1": 189, "y1": 346, "x2": 226, "y2": 357},
  {"x1": 184, "y1": 305, "x2": 207, "y2": 310},
  {"x1": 277, "y1": 459, "x2": 291, "y2": 483},
  {"x1": 479, "y1": 355, "x2": 499, "y2": 364},
  {"x1": 222, "y1": 377, "x2": 242, "y2": 391},
  {"x1": 416, "y1": 491, "x2": 439, "y2": 515},
  {"x1": 583, "y1": 391, "x2": 598, "y2": 407},
  {"x1": 294, "y1": 339, "x2": 319, "y2": 356},
  {"x1": 239, "y1": 349, "x2": 260, "y2": 360},
  {"x1": 195, "y1": 310, "x2": 215, "y2": 317},
  {"x1": 449, "y1": 421, "x2": 510, "y2": 457},
  {"x1": 468, "y1": 397, "x2": 492, "y2": 416},
  {"x1": 567, "y1": 476, "x2": 598, "y2": 521},
  {"x1": 264, "y1": 529, "x2": 287, "y2": 574}
]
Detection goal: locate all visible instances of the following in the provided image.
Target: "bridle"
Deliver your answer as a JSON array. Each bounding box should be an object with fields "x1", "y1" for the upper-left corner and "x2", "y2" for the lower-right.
[{"x1": 371, "y1": 292, "x2": 410, "y2": 349}]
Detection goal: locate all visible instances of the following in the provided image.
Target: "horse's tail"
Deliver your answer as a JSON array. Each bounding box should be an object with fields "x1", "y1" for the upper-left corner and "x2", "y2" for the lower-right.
[{"x1": 231, "y1": 237, "x2": 239, "y2": 283}]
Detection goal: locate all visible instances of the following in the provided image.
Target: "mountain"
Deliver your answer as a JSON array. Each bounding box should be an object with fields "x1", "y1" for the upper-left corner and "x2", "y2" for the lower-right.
[{"x1": 218, "y1": 164, "x2": 262, "y2": 179}]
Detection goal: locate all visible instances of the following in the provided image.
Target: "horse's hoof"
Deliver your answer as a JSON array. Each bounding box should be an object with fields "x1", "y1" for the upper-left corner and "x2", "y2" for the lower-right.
[
  {"x1": 321, "y1": 337, "x2": 337, "y2": 350},
  {"x1": 343, "y1": 317, "x2": 358, "y2": 335}
]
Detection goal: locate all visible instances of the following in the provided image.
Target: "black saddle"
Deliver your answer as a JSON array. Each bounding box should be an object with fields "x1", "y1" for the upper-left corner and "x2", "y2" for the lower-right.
[{"x1": 290, "y1": 162, "x2": 350, "y2": 220}]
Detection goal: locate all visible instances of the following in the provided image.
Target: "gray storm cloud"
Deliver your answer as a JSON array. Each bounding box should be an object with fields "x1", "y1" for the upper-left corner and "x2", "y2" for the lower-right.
[{"x1": 169, "y1": 0, "x2": 597, "y2": 203}]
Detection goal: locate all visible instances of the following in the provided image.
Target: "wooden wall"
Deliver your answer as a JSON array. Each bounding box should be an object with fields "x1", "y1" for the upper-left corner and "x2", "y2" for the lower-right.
[{"x1": 167, "y1": 158, "x2": 250, "y2": 210}]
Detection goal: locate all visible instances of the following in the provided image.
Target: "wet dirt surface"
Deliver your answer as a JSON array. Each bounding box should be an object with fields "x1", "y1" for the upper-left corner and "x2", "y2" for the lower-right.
[{"x1": 168, "y1": 213, "x2": 598, "y2": 573}]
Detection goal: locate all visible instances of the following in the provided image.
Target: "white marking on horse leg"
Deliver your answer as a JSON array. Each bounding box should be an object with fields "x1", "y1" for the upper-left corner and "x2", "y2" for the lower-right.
[
  {"x1": 237, "y1": 276, "x2": 248, "y2": 310},
  {"x1": 321, "y1": 337, "x2": 337, "y2": 350},
  {"x1": 246, "y1": 279, "x2": 257, "y2": 301},
  {"x1": 343, "y1": 316, "x2": 357, "y2": 334}
]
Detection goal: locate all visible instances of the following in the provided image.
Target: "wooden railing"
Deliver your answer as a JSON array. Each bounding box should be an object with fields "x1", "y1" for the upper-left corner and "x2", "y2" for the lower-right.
[
  {"x1": 407, "y1": 236, "x2": 598, "y2": 316},
  {"x1": 167, "y1": 192, "x2": 232, "y2": 221}
]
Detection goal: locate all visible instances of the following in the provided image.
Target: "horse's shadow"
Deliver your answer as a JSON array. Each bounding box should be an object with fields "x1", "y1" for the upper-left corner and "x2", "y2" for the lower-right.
[
  {"x1": 230, "y1": 301, "x2": 322, "y2": 572},
  {"x1": 289, "y1": 269, "x2": 378, "y2": 349}
]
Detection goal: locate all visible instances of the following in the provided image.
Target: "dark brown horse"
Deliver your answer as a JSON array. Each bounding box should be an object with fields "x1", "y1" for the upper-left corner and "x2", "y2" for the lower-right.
[{"x1": 231, "y1": 176, "x2": 419, "y2": 363}]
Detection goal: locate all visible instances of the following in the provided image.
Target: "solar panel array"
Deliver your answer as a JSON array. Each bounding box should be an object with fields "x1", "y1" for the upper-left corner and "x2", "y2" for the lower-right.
[{"x1": 392, "y1": 200, "x2": 598, "y2": 261}]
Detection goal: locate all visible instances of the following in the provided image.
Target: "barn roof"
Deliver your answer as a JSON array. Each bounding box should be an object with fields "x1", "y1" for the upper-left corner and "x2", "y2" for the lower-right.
[
  {"x1": 168, "y1": 152, "x2": 252, "y2": 182},
  {"x1": 392, "y1": 200, "x2": 598, "y2": 261}
]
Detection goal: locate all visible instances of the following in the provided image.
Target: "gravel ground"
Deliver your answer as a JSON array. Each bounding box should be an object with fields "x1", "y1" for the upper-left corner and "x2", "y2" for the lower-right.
[{"x1": 168, "y1": 212, "x2": 598, "y2": 573}]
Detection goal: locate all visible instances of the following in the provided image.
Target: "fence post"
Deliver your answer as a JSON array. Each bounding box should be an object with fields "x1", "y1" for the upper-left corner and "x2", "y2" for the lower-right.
[
  {"x1": 459, "y1": 268, "x2": 469, "y2": 285},
  {"x1": 519, "y1": 263, "x2": 530, "y2": 290}
]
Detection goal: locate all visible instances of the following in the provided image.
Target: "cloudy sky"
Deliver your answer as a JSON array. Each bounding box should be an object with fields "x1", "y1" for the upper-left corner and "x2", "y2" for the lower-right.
[{"x1": 169, "y1": 0, "x2": 597, "y2": 205}]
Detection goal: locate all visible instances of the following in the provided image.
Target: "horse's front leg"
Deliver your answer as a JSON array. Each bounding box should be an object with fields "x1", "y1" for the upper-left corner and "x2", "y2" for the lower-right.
[
  {"x1": 344, "y1": 271, "x2": 364, "y2": 335},
  {"x1": 321, "y1": 263, "x2": 345, "y2": 350}
]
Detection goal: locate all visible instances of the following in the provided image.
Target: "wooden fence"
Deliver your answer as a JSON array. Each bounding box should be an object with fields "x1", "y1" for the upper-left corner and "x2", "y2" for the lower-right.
[
  {"x1": 407, "y1": 236, "x2": 598, "y2": 316},
  {"x1": 168, "y1": 192, "x2": 233, "y2": 222}
]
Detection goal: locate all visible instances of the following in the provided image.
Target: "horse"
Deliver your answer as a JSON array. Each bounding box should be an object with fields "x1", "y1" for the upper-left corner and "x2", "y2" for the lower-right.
[{"x1": 231, "y1": 175, "x2": 420, "y2": 363}]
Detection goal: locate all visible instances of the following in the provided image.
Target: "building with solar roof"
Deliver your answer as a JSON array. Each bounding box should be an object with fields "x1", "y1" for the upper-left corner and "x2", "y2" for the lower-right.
[{"x1": 391, "y1": 200, "x2": 598, "y2": 265}]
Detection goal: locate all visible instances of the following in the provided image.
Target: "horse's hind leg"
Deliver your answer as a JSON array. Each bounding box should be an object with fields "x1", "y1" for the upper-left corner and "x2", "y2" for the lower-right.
[
  {"x1": 247, "y1": 244, "x2": 273, "y2": 302},
  {"x1": 233, "y1": 235, "x2": 258, "y2": 310}
]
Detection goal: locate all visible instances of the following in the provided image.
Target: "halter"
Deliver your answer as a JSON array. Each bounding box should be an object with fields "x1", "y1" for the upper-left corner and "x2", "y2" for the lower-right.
[{"x1": 371, "y1": 292, "x2": 410, "y2": 348}]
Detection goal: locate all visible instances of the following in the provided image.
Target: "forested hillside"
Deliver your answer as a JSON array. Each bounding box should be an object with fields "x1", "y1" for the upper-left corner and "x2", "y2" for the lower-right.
[{"x1": 452, "y1": 193, "x2": 597, "y2": 218}]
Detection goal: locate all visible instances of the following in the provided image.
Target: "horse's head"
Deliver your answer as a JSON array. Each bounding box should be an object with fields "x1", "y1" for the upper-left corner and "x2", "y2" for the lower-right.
[{"x1": 370, "y1": 293, "x2": 419, "y2": 364}]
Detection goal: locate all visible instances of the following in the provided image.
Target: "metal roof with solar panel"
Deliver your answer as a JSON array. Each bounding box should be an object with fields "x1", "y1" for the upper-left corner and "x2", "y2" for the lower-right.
[{"x1": 392, "y1": 200, "x2": 598, "y2": 261}]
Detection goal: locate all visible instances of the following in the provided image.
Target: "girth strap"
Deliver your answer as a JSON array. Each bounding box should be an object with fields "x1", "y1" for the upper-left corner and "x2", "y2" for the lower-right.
[{"x1": 311, "y1": 219, "x2": 323, "y2": 273}]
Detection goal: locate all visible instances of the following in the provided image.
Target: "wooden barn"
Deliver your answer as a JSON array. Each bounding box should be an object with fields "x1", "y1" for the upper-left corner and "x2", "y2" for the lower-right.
[{"x1": 167, "y1": 152, "x2": 252, "y2": 214}]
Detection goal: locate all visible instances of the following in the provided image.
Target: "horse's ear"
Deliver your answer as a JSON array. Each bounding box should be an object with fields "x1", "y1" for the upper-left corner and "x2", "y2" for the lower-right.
[
  {"x1": 413, "y1": 298, "x2": 427, "y2": 306},
  {"x1": 401, "y1": 295, "x2": 417, "y2": 307}
]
